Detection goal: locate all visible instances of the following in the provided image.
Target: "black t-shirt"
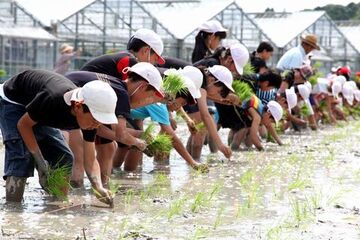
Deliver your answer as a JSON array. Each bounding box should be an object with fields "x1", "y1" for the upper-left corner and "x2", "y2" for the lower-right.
[
  {"x1": 65, "y1": 71, "x2": 130, "y2": 119},
  {"x1": 81, "y1": 51, "x2": 137, "y2": 80},
  {"x1": 193, "y1": 57, "x2": 220, "y2": 68},
  {"x1": 157, "y1": 56, "x2": 190, "y2": 69},
  {"x1": 4, "y1": 69, "x2": 98, "y2": 142}
]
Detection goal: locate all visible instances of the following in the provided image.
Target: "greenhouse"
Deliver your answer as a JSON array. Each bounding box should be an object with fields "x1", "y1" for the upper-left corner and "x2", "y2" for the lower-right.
[{"x1": 0, "y1": 0, "x2": 57, "y2": 80}]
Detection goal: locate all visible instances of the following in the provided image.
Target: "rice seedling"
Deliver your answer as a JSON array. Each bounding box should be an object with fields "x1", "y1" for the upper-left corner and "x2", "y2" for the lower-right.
[
  {"x1": 213, "y1": 205, "x2": 225, "y2": 229},
  {"x1": 166, "y1": 196, "x2": 188, "y2": 220},
  {"x1": 289, "y1": 198, "x2": 311, "y2": 226},
  {"x1": 191, "y1": 191, "x2": 208, "y2": 213},
  {"x1": 243, "y1": 62, "x2": 256, "y2": 75},
  {"x1": 141, "y1": 123, "x2": 156, "y2": 143},
  {"x1": 124, "y1": 189, "x2": 135, "y2": 205},
  {"x1": 188, "y1": 227, "x2": 208, "y2": 240},
  {"x1": 299, "y1": 104, "x2": 311, "y2": 117},
  {"x1": 232, "y1": 80, "x2": 254, "y2": 102},
  {"x1": 46, "y1": 163, "x2": 71, "y2": 200},
  {"x1": 146, "y1": 133, "x2": 173, "y2": 157},
  {"x1": 194, "y1": 121, "x2": 206, "y2": 132},
  {"x1": 162, "y1": 72, "x2": 187, "y2": 98}
]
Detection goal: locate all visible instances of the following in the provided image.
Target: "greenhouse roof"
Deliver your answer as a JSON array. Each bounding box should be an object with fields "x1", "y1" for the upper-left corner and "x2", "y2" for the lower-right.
[
  {"x1": 248, "y1": 11, "x2": 325, "y2": 48},
  {"x1": 16, "y1": 0, "x2": 95, "y2": 26},
  {"x1": 337, "y1": 22, "x2": 360, "y2": 53},
  {"x1": 0, "y1": 25, "x2": 57, "y2": 40},
  {"x1": 138, "y1": 0, "x2": 234, "y2": 39}
]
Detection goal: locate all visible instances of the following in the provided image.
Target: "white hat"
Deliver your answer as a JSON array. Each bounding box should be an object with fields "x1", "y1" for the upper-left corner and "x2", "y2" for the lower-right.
[
  {"x1": 334, "y1": 75, "x2": 346, "y2": 86},
  {"x1": 229, "y1": 43, "x2": 249, "y2": 75},
  {"x1": 331, "y1": 81, "x2": 342, "y2": 99},
  {"x1": 297, "y1": 84, "x2": 310, "y2": 100},
  {"x1": 267, "y1": 100, "x2": 283, "y2": 122},
  {"x1": 132, "y1": 28, "x2": 165, "y2": 64},
  {"x1": 179, "y1": 66, "x2": 203, "y2": 92},
  {"x1": 342, "y1": 81, "x2": 354, "y2": 105},
  {"x1": 354, "y1": 89, "x2": 360, "y2": 102},
  {"x1": 207, "y1": 65, "x2": 234, "y2": 92},
  {"x1": 198, "y1": 20, "x2": 227, "y2": 33},
  {"x1": 64, "y1": 80, "x2": 118, "y2": 124},
  {"x1": 285, "y1": 87, "x2": 297, "y2": 112},
  {"x1": 124, "y1": 62, "x2": 164, "y2": 97},
  {"x1": 312, "y1": 77, "x2": 329, "y2": 94}
]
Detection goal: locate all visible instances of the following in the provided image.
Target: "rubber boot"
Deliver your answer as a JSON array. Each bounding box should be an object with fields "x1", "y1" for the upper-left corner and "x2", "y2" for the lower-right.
[{"x1": 6, "y1": 176, "x2": 27, "y2": 202}]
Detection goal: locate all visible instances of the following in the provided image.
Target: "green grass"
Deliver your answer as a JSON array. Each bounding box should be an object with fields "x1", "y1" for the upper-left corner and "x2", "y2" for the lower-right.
[{"x1": 47, "y1": 164, "x2": 71, "y2": 200}]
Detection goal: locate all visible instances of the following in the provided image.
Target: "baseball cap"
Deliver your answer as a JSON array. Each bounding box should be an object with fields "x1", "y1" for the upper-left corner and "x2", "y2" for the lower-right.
[
  {"x1": 267, "y1": 100, "x2": 283, "y2": 122},
  {"x1": 64, "y1": 80, "x2": 118, "y2": 124},
  {"x1": 123, "y1": 62, "x2": 164, "y2": 98},
  {"x1": 229, "y1": 43, "x2": 249, "y2": 75},
  {"x1": 179, "y1": 66, "x2": 203, "y2": 92},
  {"x1": 198, "y1": 20, "x2": 227, "y2": 33},
  {"x1": 207, "y1": 65, "x2": 234, "y2": 92},
  {"x1": 132, "y1": 28, "x2": 165, "y2": 65},
  {"x1": 296, "y1": 65, "x2": 313, "y2": 80},
  {"x1": 337, "y1": 66, "x2": 351, "y2": 77},
  {"x1": 297, "y1": 83, "x2": 311, "y2": 100},
  {"x1": 285, "y1": 87, "x2": 298, "y2": 113}
]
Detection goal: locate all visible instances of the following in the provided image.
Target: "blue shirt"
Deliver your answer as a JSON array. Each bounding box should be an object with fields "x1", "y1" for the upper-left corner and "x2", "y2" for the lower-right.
[
  {"x1": 130, "y1": 103, "x2": 170, "y2": 125},
  {"x1": 276, "y1": 45, "x2": 306, "y2": 71}
]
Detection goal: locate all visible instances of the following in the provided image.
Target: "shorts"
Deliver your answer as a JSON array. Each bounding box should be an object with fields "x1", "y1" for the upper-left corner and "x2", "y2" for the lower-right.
[
  {"x1": 183, "y1": 100, "x2": 217, "y2": 115},
  {"x1": 215, "y1": 103, "x2": 251, "y2": 131},
  {"x1": 0, "y1": 98, "x2": 73, "y2": 178}
]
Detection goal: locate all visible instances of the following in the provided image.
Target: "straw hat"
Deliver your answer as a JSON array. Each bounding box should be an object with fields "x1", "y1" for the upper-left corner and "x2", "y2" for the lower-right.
[
  {"x1": 300, "y1": 34, "x2": 320, "y2": 50},
  {"x1": 60, "y1": 43, "x2": 74, "y2": 53}
]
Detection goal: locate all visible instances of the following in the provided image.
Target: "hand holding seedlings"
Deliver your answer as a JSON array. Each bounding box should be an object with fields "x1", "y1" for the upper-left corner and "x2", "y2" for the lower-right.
[
  {"x1": 32, "y1": 153, "x2": 50, "y2": 191},
  {"x1": 192, "y1": 163, "x2": 209, "y2": 173}
]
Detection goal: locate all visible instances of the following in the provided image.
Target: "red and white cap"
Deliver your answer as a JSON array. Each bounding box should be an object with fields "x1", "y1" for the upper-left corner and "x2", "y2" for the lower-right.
[
  {"x1": 123, "y1": 62, "x2": 164, "y2": 97},
  {"x1": 133, "y1": 28, "x2": 165, "y2": 64}
]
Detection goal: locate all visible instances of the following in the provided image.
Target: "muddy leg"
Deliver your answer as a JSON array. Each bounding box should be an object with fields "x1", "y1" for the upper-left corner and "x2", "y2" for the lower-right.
[{"x1": 6, "y1": 176, "x2": 27, "y2": 202}]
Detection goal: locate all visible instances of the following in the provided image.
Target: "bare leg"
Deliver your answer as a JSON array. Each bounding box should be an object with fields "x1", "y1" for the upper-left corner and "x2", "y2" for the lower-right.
[{"x1": 96, "y1": 142, "x2": 116, "y2": 186}]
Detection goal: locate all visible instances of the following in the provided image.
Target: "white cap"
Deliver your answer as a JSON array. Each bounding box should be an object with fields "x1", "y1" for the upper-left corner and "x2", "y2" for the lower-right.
[
  {"x1": 334, "y1": 75, "x2": 346, "y2": 86},
  {"x1": 123, "y1": 62, "x2": 164, "y2": 97},
  {"x1": 297, "y1": 84, "x2": 310, "y2": 100},
  {"x1": 331, "y1": 81, "x2": 342, "y2": 99},
  {"x1": 267, "y1": 100, "x2": 283, "y2": 122},
  {"x1": 132, "y1": 28, "x2": 165, "y2": 64},
  {"x1": 207, "y1": 65, "x2": 234, "y2": 92},
  {"x1": 179, "y1": 66, "x2": 203, "y2": 92},
  {"x1": 285, "y1": 87, "x2": 297, "y2": 113},
  {"x1": 64, "y1": 80, "x2": 118, "y2": 124},
  {"x1": 342, "y1": 81, "x2": 354, "y2": 105},
  {"x1": 354, "y1": 89, "x2": 360, "y2": 102},
  {"x1": 312, "y1": 77, "x2": 329, "y2": 94},
  {"x1": 230, "y1": 43, "x2": 249, "y2": 75},
  {"x1": 198, "y1": 20, "x2": 227, "y2": 33}
]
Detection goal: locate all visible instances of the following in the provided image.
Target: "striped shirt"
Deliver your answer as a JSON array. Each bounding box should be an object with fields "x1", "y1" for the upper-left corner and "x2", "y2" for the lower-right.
[{"x1": 256, "y1": 88, "x2": 278, "y2": 106}]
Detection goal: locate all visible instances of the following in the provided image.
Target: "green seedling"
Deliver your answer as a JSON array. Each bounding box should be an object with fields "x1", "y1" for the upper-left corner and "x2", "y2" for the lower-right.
[
  {"x1": 213, "y1": 205, "x2": 225, "y2": 229},
  {"x1": 125, "y1": 188, "x2": 135, "y2": 205},
  {"x1": 167, "y1": 196, "x2": 188, "y2": 220},
  {"x1": 194, "y1": 121, "x2": 206, "y2": 132},
  {"x1": 141, "y1": 123, "x2": 156, "y2": 143},
  {"x1": 299, "y1": 104, "x2": 311, "y2": 117},
  {"x1": 191, "y1": 191, "x2": 208, "y2": 213},
  {"x1": 47, "y1": 164, "x2": 71, "y2": 200},
  {"x1": 146, "y1": 133, "x2": 173, "y2": 157},
  {"x1": 162, "y1": 72, "x2": 187, "y2": 98},
  {"x1": 289, "y1": 198, "x2": 311, "y2": 226},
  {"x1": 232, "y1": 80, "x2": 254, "y2": 102},
  {"x1": 243, "y1": 62, "x2": 256, "y2": 75}
]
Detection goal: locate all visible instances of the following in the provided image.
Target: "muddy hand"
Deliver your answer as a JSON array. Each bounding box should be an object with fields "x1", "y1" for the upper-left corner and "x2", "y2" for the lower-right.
[
  {"x1": 219, "y1": 144, "x2": 232, "y2": 159},
  {"x1": 32, "y1": 154, "x2": 50, "y2": 191},
  {"x1": 187, "y1": 120, "x2": 197, "y2": 134},
  {"x1": 135, "y1": 138, "x2": 147, "y2": 151},
  {"x1": 95, "y1": 187, "x2": 114, "y2": 207}
]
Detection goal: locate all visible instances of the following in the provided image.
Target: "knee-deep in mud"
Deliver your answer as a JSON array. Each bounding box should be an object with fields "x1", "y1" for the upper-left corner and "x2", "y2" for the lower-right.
[{"x1": 1, "y1": 120, "x2": 360, "y2": 240}]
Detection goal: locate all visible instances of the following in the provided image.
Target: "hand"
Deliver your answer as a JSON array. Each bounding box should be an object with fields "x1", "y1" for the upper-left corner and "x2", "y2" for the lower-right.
[
  {"x1": 187, "y1": 120, "x2": 197, "y2": 134},
  {"x1": 94, "y1": 187, "x2": 114, "y2": 207},
  {"x1": 227, "y1": 93, "x2": 240, "y2": 105},
  {"x1": 32, "y1": 153, "x2": 50, "y2": 191},
  {"x1": 219, "y1": 144, "x2": 232, "y2": 159},
  {"x1": 192, "y1": 163, "x2": 209, "y2": 173},
  {"x1": 135, "y1": 138, "x2": 147, "y2": 151},
  {"x1": 170, "y1": 118, "x2": 177, "y2": 130}
]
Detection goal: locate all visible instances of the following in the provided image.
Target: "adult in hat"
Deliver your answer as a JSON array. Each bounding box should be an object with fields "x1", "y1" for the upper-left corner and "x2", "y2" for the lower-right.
[
  {"x1": 54, "y1": 43, "x2": 82, "y2": 75},
  {"x1": 0, "y1": 70, "x2": 117, "y2": 204},
  {"x1": 276, "y1": 34, "x2": 320, "y2": 71},
  {"x1": 192, "y1": 20, "x2": 227, "y2": 63}
]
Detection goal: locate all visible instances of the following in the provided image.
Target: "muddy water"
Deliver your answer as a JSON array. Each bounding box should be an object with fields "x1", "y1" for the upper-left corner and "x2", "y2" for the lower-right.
[{"x1": 1, "y1": 121, "x2": 360, "y2": 239}]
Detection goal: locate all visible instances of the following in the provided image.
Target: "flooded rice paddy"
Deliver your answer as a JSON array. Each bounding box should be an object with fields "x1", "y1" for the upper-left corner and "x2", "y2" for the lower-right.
[{"x1": 1, "y1": 120, "x2": 360, "y2": 239}]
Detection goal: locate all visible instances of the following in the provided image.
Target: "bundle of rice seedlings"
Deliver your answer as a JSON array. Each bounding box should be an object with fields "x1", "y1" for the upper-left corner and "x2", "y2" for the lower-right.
[
  {"x1": 194, "y1": 121, "x2": 206, "y2": 132},
  {"x1": 146, "y1": 134, "x2": 173, "y2": 156},
  {"x1": 141, "y1": 123, "x2": 156, "y2": 143},
  {"x1": 0, "y1": 69, "x2": 6, "y2": 77},
  {"x1": 47, "y1": 164, "x2": 71, "y2": 200},
  {"x1": 309, "y1": 61, "x2": 324, "y2": 86},
  {"x1": 242, "y1": 62, "x2": 255, "y2": 75},
  {"x1": 300, "y1": 104, "x2": 311, "y2": 117},
  {"x1": 232, "y1": 80, "x2": 254, "y2": 102},
  {"x1": 162, "y1": 73, "x2": 187, "y2": 99}
]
